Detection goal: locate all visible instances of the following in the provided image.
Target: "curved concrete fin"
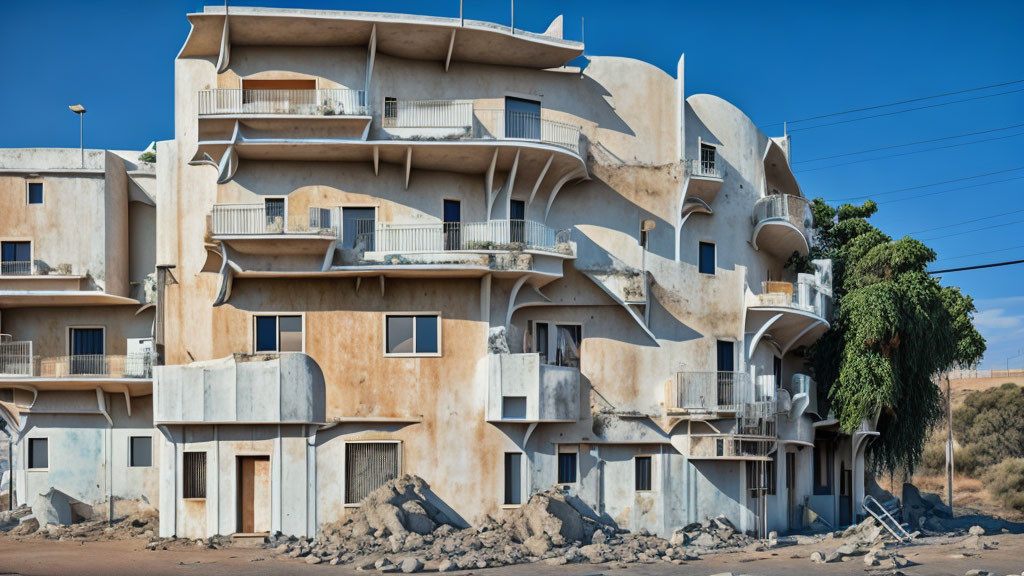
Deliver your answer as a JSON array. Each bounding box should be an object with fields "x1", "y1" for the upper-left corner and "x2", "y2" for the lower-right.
[
  {"x1": 215, "y1": 12, "x2": 231, "y2": 73},
  {"x1": 579, "y1": 270, "x2": 658, "y2": 344},
  {"x1": 543, "y1": 15, "x2": 564, "y2": 38},
  {"x1": 544, "y1": 167, "x2": 587, "y2": 223}
]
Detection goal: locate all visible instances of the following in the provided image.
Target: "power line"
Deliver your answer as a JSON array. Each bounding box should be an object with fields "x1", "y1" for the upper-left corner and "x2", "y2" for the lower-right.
[
  {"x1": 786, "y1": 87, "x2": 1024, "y2": 133},
  {"x1": 932, "y1": 243, "x2": 1024, "y2": 264},
  {"x1": 902, "y1": 207, "x2": 1024, "y2": 235},
  {"x1": 792, "y1": 121, "x2": 1024, "y2": 164},
  {"x1": 918, "y1": 217, "x2": 1024, "y2": 242},
  {"x1": 877, "y1": 176, "x2": 1024, "y2": 205},
  {"x1": 794, "y1": 130, "x2": 1024, "y2": 173},
  {"x1": 830, "y1": 166, "x2": 1024, "y2": 202},
  {"x1": 929, "y1": 259, "x2": 1024, "y2": 274},
  {"x1": 763, "y1": 78, "x2": 1024, "y2": 127}
]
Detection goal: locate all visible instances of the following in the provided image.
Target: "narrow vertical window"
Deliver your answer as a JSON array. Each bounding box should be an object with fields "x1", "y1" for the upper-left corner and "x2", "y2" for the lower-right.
[
  {"x1": 504, "y1": 453, "x2": 522, "y2": 505},
  {"x1": 183, "y1": 452, "x2": 206, "y2": 498},
  {"x1": 700, "y1": 143, "x2": 716, "y2": 175},
  {"x1": 699, "y1": 242, "x2": 716, "y2": 275},
  {"x1": 28, "y1": 438, "x2": 48, "y2": 469},
  {"x1": 27, "y1": 182, "x2": 43, "y2": 205},
  {"x1": 557, "y1": 448, "x2": 577, "y2": 484},
  {"x1": 635, "y1": 456, "x2": 652, "y2": 491},
  {"x1": 535, "y1": 322, "x2": 549, "y2": 365}
]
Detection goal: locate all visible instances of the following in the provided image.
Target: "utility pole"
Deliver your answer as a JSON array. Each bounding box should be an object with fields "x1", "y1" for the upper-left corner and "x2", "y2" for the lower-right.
[
  {"x1": 69, "y1": 104, "x2": 87, "y2": 168},
  {"x1": 945, "y1": 371, "x2": 954, "y2": 515}
]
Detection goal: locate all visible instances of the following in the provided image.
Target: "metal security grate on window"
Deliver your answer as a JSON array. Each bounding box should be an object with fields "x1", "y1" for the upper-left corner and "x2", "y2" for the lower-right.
[
  {"x1": 183, "y1": 451, "x2": 207, "y2": 499},
  {"x1": 346, "y1": 442, "x2": 399, "y2": 503}
]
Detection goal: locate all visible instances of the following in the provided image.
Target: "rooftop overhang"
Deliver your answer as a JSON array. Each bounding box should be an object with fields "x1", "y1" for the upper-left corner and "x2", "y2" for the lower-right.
[
  {"x1": 178, "y1": 7, "x2": 583, "y2": 70},
  {"x1": 752, "y1": 218, "x2": 811, "y2": 259},
  {"x1": 213, "y1": 234, "x2": 337, "y2": 255},
  {"x1": 0, "y1": 378, "x2": 152, "y2": 396},
  {"x1": 0, "y1": 291, "x2": 142, "y2": 308},
  {"x1": 746, "y1": 306, "x2": 830, "y2": 357}
]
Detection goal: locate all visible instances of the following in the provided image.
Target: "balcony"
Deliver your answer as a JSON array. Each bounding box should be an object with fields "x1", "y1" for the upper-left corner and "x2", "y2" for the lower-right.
[
  {"x1": 688, "y1": 434, "x2": 774, "y2": 461},
  {"x1": 747, "y1": 276, "x2": 832, "y2": 354},
  {"x1": 751, "y1": 194, "x2": 814, "y2": 259},
  {"x1": 666, "y1": 371, "x2": 754, "y2": 416},
  {"x1": 756, "y1": 279, "x2": 830, "y2": 319},
  {"x1": 154, "y1": 353, "x2": 326, "y2": 425},
  {"x1": 485, "y1": 353, "x2": 580, "y2": 423},
  {"x1": 208, "y1": 203, "x2": 339, "y2": 255},
  {"x1": 0, "y1": 341, "x2": 153, "y2": 384},
  {"x1": 198, "y1": 89, "x2": 368, "y2": 117},
  {"x1": 684, "y1": 157, "x2": 724, "y2": 206}
]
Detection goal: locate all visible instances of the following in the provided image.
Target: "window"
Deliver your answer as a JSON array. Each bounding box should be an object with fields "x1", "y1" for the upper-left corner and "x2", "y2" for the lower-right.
[
  {"x1": 813, "y1": 438, "x2": 833, "y2": 495},
  {"x1": 383, "y1": 97, "x2": 398, "y2": 126},
  {"x1": 555, "y1": 324, "x2": 581, "y2": 368},
  {"x1": 183, "y1": 452, "x2": 206, "y2": 499},
  {"x1": 28, "y1": 438, "x2": 48, "y2": 469},
  {"x1": 1, "y1": 241, "x2": 31, "y2": 275},
  {"x1": 342, "y1": 207, "x2": 376, "y2": 251},
  {"x1": 510, "y1": 199, "x2": 525, "y2": 244},
  {"x1": 129, "y1": 436, "x2": 152, "y2": 467},
  {"x1": 264, "y1": 198, "x2": 285, "y2": 231},
  {"x1": 635, "y1": 456, "x2": 652, "y2": 491},
  {"x1": 534, "y1": 322, "x2": 549, "y2": 365},
  {"x1": 505, "y1": 97, "x2": 541, "y2": 140},
  {"x1": 504, "y1": 453, "x2": 522, "y2": 505},
  {"x1": 69, "y1": 327, "x2": 105, "y2": 375},
  {"x1": 27, "y1": 182, "x2": 43, "y2": 205},
  {"x1": 385, "y1": 314, "x2": 440, "y2": 356},
  {"x1": 557, "y1": 447, "x2": 577, "y2": 484},
  {"x1": 253, "y1": 315, "x2": 303, "y2": 353},
  {"x1": 698, "y1": 242, "x2": 715, "y2": 275},
  {"x1": 700, "y1": 143, "x2": 717, "y2": 175},
  {"x1": 443, "y1": 200, "x2": 461, "y2": 251},
  {"x1": 346, "y1": 442, "x2": 399, "y2": 503}
]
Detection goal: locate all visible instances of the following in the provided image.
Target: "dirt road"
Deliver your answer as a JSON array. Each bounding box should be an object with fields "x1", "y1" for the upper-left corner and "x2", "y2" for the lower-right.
[{"x1": 0, "y1": 533, "x2": 1022, "y2": 576}]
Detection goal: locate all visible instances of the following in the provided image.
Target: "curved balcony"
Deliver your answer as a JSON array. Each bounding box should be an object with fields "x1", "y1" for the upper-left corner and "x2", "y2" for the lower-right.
[
  {"x1": 684, "y1": 158, "x2": 724, "y2": 206},
  {"x1": 747, "y1": 270, "x2": 832, "y2": 356},
  {"x1": 485, "y1": 353, "x2": 580, "y2": 423},
  {"x1": 154, "y1": 353, "x2": 326, "y2": 425},
  {"x1": 751, "y1": 194, "x2": 813, "y2": 259}
]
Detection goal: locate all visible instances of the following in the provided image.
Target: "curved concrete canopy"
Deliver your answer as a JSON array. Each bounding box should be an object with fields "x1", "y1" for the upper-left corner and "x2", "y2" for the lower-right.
[
  {"x1": 751, "y1": 219, "x2": 811, "y2": 259},
  {"x1": 746, "y1": 306, "x2": 829, "y2": 354},
  {"x1": 763, "y1": 139, "x2": 801, "y2": 197},
  {"x1": 179, "y1": 7, "x2": 584, "y2": 70}
]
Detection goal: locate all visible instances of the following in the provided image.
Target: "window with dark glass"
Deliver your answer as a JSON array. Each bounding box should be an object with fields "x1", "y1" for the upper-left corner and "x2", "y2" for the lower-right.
[
  {"x1": 254, "y1": 315, "x2": 302, "y2": 353},
  {"x1": 700, "y1": 143, "x2": 716, "y2": 174},
  {"x1": 129, "y1": 436, "x2": 152, "y2": 467},
  {"x1": 28, "y1": 438, "x2": 48, "y2": 469},
  {"x1": 504, "y1": 453, "x2": 522, "y2": 505},
  {"x1": 386, "y1": 314, "x2": 439, "y2": 355},
  {"x1": 555, "y1": 324, "x2": 581, "y2": 368},
  {"x1": 27, "y1": 183, "x2": 43, "y2": 204},
  {"x1": 635, "y1": 456, "x2": 652, "y2": 491},
  {"x1": 557, "y1": 451, "x2": 577, "y2": 484},
  {"x1": 699, "y1": 242, "x2": 715, "y2": 275},
  {"x1": 1, "y1": 241, "x2": 31, "y2": 275},
  {"x1": 342, "y1": 207, "x2": 375, "y2": 251},
  {"x1": 69, "y1": 327, "x2": 104, "y2": 375}
]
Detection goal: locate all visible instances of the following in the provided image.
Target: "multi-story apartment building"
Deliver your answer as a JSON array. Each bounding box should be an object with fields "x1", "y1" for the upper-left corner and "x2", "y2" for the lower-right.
[
  {"x1": 0, "y1": 6, "x2": 877, "y2": 542},
  {"x1": 0, "y1": 147, "x2": 159, "y2": 519}
]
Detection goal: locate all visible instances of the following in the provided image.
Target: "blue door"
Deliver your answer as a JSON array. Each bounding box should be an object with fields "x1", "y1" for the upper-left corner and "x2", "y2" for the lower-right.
[{"x1": 443, "y1": 200, "x2": 461, "y2": 250}]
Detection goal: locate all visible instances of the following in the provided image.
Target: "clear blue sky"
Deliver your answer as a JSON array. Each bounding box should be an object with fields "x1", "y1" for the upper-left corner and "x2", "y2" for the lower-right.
[{"x1": 2, "y1": 1, "x2": 1023, "y2": 369}]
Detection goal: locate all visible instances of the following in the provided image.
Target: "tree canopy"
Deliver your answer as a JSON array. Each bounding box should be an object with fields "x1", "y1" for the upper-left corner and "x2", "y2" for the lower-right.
[{"x1": 792, "y1": 199, "x2": 986, "y2": 475}]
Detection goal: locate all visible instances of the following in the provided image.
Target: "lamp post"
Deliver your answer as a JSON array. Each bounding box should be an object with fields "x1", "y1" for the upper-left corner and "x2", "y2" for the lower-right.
[{"x1": 69, "y1": 104, "x2": 86, "y2": 168}]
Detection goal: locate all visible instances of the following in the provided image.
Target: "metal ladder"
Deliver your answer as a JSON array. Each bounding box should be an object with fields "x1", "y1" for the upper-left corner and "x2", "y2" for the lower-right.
[{"x1": 863, "y1": 495, "x2": 914, "y2": 543}]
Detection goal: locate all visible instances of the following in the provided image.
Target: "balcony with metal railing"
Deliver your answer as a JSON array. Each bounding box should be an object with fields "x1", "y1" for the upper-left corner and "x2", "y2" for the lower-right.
[
  {"x1": 198, "y1": 89, "x2": 368, "y2": 117},
  {"x1": 0, "y1": 342, "x2": 153, "y2": 381},
  {"x1": 688, "y1": 434, "x2": 775, "y2": 461},
  {"x1": 684, "y1": 156, "x2": 725, "y2": 207},
  {"x1": 665, "y1": 371, "x2": 776, "y2": 416},
  {"x1": 751, "y1": 194, "x2": 814, "y2": 259},
  {"x1": 754, "y1": 277, "x2": 831, "y2": 321},
  {"x1": 207, "y1": 203, "x2": 339, "y2": 255}
]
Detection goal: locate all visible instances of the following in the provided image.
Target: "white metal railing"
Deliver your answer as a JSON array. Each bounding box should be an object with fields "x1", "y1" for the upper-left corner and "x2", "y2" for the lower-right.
[
  {"x1": 690, "y1": 434, "x2": 774, "y2": 459},
  {"x1": 752, "y1": 194, "x2": 813, "y2": 236},
  {"x1": 374, "y1": 220, "x2": 571, "y2": 254},
  {"x1": 210, "y1": 203, "x2": 338, "y2": 236},
  {"x1": 1, "y1": 261, "x2": 32, "y2": 276},
  {"x1": 667, "y1": 371, "x2": 751, "y2": 413},
  {"x1": 502, "y1": 110, "x2": 583, "y2": 155},
  {"x1": 382, "y1": 99, "x2": 474, "y2": 129},
  {"x1": 198, "y1": 89, "x2": 368, "y2": 116},
  {"x1": 0, "y1": 341, "x2": 33, "y2": 376},
  {"x1": 39, "y1": 353, "x2": 153, "y2": 379},
  {"x1": 685, "y1": 157, "x2": 722, "y2": 179}
]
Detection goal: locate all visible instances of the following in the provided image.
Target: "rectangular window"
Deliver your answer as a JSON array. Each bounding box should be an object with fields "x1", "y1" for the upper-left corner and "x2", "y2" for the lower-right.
[
  {"x1": 129, "y1": 436, "x2": 152, "y2": 467},
  {"x1": 253, "y1": 315, "x2": 303, "y2": 353},
  {"x1": 27, "y1": 182, "x2": 43, "y2": 205},
  {"x1": 635, "y1": 456, "x2": 652, "y2": 491},
  {"x1": 264, "y1": 198, "x2": 285, "y2": 231},
  {"x1": 535, "y1": 322, "x2": 549, "y2": 365},
  {"x1": 342, "y1": 207, "x2": 376, "y2": 251},
  {"x1": 505, "y1": 96, "x2": 541, "y2": 140},
  {"x1": 183, "y1": 451, "x2": 206, "y2": 499},
  {"x1": 510, "y1": 199, "x2": 526, "y2": 244},
  {"x1": 555, "y1": 324, "x2": 581, "y2": 368},
  {"x1": 700, "y1": 143, "x2": 716, "y2": 175},
  {"x1": 698, "y1": 242, "x2": 715, "y2": 275},
  {"x1": 346, "y1": 442, "x2": 399, "y2": 503},
  {"x1": 385, "y1": 314, "x2": 440, "y2": 356},
  {"x1": 813, "y1": 438, "x2": 833, "y2": 495},
  {"x1": 1, "y1": 241, "x2": 31, "y2": 276},
  {"x1": 383, "y1": 96, "x2": 398, "y2": 126},
  {"x1": 504, "y1": 453, "x2": 522, "y2": 505},
  {"x1": 443, "y1": 199, "x2": 461, "y2": 251},
  {"x1": 69, "y1": 327, "x2": 105, "y2": 375},
  {"x1": 557, "y1": 448, "x2": 577, "y2": 484},
  {"x1": 746, "y1": 460, "x2": 776, "y2": 497},
  {"x1": 502, "y1": 396, "x2": 527, "y2": 419},
  {"x1": 28, "y1": 438, "x2": 48, "y2": 469}
]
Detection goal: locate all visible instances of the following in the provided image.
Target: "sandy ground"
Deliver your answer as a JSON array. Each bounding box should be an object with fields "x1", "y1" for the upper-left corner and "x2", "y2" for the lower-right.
[{"x1": 1, "y1": 533, "x2": 1023, "y2": 576}]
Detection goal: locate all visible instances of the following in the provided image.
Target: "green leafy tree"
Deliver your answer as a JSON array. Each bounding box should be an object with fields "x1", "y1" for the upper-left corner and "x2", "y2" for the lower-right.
[
  {"x1": 795, "y1": 199, "x2": 985, "y2": 475},
  {"x1": 952, "y1": 383, "x2": 1024, "y2": 473}
]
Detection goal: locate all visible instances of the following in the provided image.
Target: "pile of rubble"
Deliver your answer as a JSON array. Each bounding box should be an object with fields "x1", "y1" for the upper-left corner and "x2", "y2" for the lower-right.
[
  {"x1": 0, "y1": 497, "x2": 158, "y2": 542},
  {"x1": 266, "y1": 474, "x2": 754, "y2": 571},
  {"x1": 808, "y1": 516, "x2": 913, "y2": 569}
]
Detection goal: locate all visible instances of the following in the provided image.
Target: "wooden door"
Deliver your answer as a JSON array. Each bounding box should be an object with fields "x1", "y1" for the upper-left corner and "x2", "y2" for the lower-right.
[{"x1": 238, "y1": 456, "x2": 271, "y2": 533}]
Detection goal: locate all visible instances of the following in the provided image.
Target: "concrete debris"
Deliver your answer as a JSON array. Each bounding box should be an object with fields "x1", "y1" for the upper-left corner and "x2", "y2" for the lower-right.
[
  {"x1": 0, "y1": 503, "x2": 158, "y2": 542},
  {"x1": 32, "y1": 488, "x2": 74, "y2": 526},
  {"x1": 807, "y1": 517, "x2": 916, "y2": 566},
  {"x1": 267, "y1": 474, "x2": 755, "y2": 569}
]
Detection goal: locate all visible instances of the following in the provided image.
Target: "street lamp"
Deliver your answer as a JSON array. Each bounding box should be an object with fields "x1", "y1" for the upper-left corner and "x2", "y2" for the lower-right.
[{"x1": 69, "y1": 104, "x2": 86, "y2": 168}]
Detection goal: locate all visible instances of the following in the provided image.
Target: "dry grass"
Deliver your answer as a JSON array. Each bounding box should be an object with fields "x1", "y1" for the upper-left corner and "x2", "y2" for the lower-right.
[{"x1": 876, "y1": 471, "x2": 1024, "y2": 522}]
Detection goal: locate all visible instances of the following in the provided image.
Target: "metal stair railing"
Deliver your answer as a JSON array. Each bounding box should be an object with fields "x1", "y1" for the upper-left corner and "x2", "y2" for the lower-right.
[{"x1": 863, "y1": 495, "x2": 914, "y2": 543}]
